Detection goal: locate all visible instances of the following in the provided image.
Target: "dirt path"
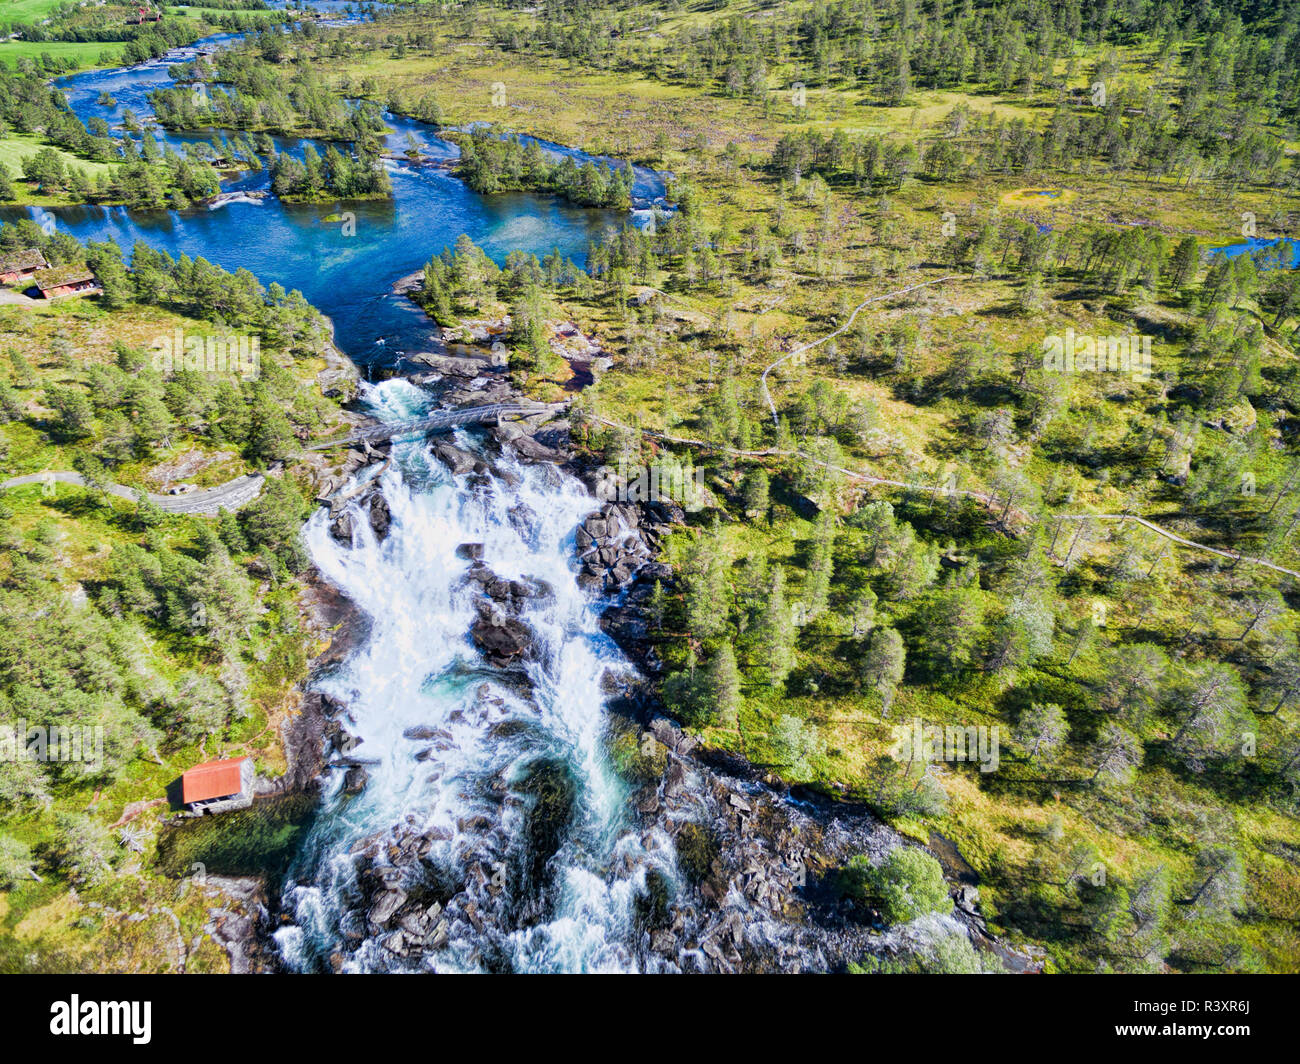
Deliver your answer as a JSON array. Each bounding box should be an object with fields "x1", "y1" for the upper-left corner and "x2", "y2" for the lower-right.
[
  {"x1": 0, "y1": 470, "x2": 265, "y2": 514},
  {"x1": 589, "y1": 416, "x2": 1300, "y2": 582},
  {"x1": 760, "y1": 275, "x2": 963, "y2": 424}
]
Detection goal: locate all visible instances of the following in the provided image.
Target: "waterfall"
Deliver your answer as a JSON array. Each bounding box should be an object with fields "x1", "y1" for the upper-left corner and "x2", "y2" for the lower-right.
[{"x1": 274, "y1": 380, "x2": 680, "y2": 972}]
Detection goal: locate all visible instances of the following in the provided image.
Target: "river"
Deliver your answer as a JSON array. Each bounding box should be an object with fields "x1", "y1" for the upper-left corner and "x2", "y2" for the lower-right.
[
  {"x1": 1, "y1": 8, "x2": 666, "y2": 368},
  {"x1": 6, "y1": 8, "x2": 984, "y2": 973},
  {"x1": 277, "y1": 382, "x2": 685, "y2": 971},
  {"x1": 11, "y1": 6, "x2": 699, "y2": 972}
]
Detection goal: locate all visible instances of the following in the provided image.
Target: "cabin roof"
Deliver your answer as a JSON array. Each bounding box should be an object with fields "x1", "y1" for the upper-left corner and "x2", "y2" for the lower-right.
[
  {"x1": 31, "y1": 265, "x2": 96, "y2": 290},
  {"x1": 181, "y1": 757, "x2": 249, "y2": 804},
  {"x1": 0, "y1": 248, "x2": 48, "y2": 273}
]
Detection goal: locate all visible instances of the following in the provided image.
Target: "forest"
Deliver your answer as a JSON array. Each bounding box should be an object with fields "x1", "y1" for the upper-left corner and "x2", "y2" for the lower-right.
[
  {"x1": 452, "y1": 126, "x2": 636, "y2": 208},
  {"x1": 0, "y1": 221, "x2": 346, "y2": 947},
  {"x1": 2, "y1": 0, "x2": 1300, "y2": 977}
]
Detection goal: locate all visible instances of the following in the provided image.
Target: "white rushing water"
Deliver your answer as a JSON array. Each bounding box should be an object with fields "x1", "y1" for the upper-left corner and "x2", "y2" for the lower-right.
[{"x1": 275, "y1": 380, "x2": 679, "y2": 972}]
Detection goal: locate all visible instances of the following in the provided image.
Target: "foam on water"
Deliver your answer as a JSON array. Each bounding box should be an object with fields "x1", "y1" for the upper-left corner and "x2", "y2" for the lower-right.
[{"x1": 275, "y1": 380, "x2": 678, "y2": 972}]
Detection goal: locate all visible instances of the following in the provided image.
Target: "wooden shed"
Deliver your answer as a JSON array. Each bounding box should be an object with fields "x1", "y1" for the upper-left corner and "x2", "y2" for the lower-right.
[
  {"x1": 28, "y1": 265, "x2": 100, "y2": 300},
  {"x1": 0, "y1": 248, "x2": 48, "y2": 286},
  {"x1": 181, "y1": 756, "x2": 255, "y2": 814}
]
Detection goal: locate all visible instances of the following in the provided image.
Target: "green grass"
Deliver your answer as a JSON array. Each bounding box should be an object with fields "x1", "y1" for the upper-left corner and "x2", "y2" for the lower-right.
[
  {"x1": 0, "y1": 40, "x2": 121, "y2": 70},
  {"x1": 0, "y1": 134, "x2": 113, "y2": 183},
  {"x1": 0, "y1": 0, "x2": 76, "y2": 24}
]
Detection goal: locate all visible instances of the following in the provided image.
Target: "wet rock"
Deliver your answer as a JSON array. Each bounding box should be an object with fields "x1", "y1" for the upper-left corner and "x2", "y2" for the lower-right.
[
  {"x1": 328, "y1": 511, "x2": 354, "y2": 545},
  {"x1": 470, "y1": 611, "x2": 534, "y2": 666},
  {"x1": 366, "y1": 492, "x2": 391, "y2": 541},
  {"x1": 343, "y1": 765, "x2": 368, "y2": 795},
  {"x1": 728, "y1": 794, "x2": 753, "y2": 813},
  {"x1": 434, "y1": 442, "x2": 484, "y2": 476},
  {"x1": 456, "y1": 543, "x2": 485, "y2": 561},
  {"x1": 320, "y1": 693, "x2": 349, "y2": 717},
  {"x1": 515, "y1": 757, "x2": 579, "y2": 913},
  {"x1": 398, "y1": 907, "x2": 436, "y2": 941},
  {"x1": 367, "y1": 888, "x2": 407, "y2": 930},
  {"x1": 599, "y1": 582, "x2": 666, "y2": 674},
  {"x1": 402, "y1": 725, "x2": 453, "y2": 743},
  {"x1": 650, "y1": 930, "x2": 677, "y2": 956}
]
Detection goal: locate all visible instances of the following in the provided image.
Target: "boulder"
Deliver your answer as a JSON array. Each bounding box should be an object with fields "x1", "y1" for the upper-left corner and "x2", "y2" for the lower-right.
[
  {"x1": 367, "y1": 493, "x2": 391, "y2": 541},
  {"x1": 491, "y1": 422, "x2": 527, "y2": 444},
  {"x1": 465, "y1": 565, "x2": 554, "y2": 612},
  {"x1": 434, "y1": 442, "x2": 481, "y2": 475},
  {"x1": 328, "y1": 511, "x2": 354, "y2": 545},
  {"x1": 402, "y1": 725, "x2": 453, "y2": 742},
  {"x1": 343, "y1": 764, "x2": 368, "y2": 795},
  {"x1": 510, "y1": 434, "x2": 564, "y2": 463},
  {"x1": 367, "y1": 888, "x2": 407, "y2": 930},
  {"x1": 470, "y1": 613, "x2": 534, "y2": 666}
]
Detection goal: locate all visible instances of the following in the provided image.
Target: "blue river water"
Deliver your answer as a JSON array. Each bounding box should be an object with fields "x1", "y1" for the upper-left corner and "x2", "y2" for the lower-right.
[
  {"x1": 0, "y1": 12, "x2": 666, "y2": 368},
  {"x1": 1210, "y1": 235, "x2": 1300, "y2": 269}
]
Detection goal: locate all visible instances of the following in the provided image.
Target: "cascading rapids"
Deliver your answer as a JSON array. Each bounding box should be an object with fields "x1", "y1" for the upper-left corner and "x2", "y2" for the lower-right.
[{"x1": 274, "y1": 379, "x2": 680, "y2": 972}]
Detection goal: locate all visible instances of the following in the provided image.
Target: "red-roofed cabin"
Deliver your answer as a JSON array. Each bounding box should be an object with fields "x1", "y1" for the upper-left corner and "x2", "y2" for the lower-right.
[
  {"x1": 181, "y1": 756, "x2": 254, "y2": 815},
  {"x1": 28, "y1": 266, "x2": 100, "y2": 300},
  {"x1": 0, "y1": 248, "x2": 48, "y2": 285}
]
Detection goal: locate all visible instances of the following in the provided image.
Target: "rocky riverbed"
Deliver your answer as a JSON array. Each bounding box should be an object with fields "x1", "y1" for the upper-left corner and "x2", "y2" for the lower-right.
[{"x1": 268, "y1": 349, "x2": 1042, "y2": 973}]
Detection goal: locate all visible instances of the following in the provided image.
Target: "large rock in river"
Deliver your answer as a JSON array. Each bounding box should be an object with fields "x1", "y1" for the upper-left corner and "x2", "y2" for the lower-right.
[{"x1": 470, "y1": 611, "x2": 534, "y2": 666}]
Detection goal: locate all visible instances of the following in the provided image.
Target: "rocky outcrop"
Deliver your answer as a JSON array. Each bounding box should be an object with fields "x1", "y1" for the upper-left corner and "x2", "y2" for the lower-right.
[
  {"x1": 463, "y1": 563, "x2": 554, "y2": 613},
  {"x1": 366, "y1": 490, "x2": 391, "y2": 541},
  {"x1": 321, "y1": 440, "x2": 395, "y2": 547},
  {"x1": 456, "y1": 557, "x2": 553, "y2": 670},
  {"x1": 434, "y1": 442, "x2": 487, "y2": 476},
  {"x1": 574, "y1": 500, "x2": 679, "y2": 594},
  {"x1": 469, "y1": 604, "x2": 534, "y2": 667},
  {"x1": 325, "y1": 482, "x2": 391, "y2": 545},
  {"x1": 599, "y1": 580, "x2": 666, "y2": 675}
]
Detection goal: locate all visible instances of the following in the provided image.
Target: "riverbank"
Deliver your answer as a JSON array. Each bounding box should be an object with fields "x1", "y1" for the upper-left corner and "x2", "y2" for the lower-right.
[{"x1": 270, "y1": 333, "x2": 1041, "y2": 972}]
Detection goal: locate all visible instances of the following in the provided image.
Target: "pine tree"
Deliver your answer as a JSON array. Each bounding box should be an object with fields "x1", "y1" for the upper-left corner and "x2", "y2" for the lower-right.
[
  {"x1": 860, "y1": 626, "x2": 905, "y2": 713},
  {"x1": 758, "y1": 566, "x2": 796, "y2": 686},
  {"x1": 684, "y1": 539, "x2": 729, "y2": 642},
  {"x1": 704, "y1": 643, "x2": 743, "y2": 728}
]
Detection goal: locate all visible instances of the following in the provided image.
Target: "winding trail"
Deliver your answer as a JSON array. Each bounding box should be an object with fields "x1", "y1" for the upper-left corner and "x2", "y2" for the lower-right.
[
  {"x1": 760, "y1": 275, "x2": 963, "y2": 424},
  {"x1": 0, "y1": 470, "x2": 265, "y2": 514},
  {"x1": 589, "y1": 419, "x2": 1300, "y2": 582},
  {"x1": 1052, "y1": 512, "x2": 1300, "y2": 580}
]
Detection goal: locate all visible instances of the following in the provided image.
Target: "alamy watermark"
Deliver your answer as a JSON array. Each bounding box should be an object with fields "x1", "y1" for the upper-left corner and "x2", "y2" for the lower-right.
[
  {"x1": 151, "y1": 329, "x2": 261, "y2": 380},
  {"x1": 888, "y1": 717, "x2": 1000, "y2": 774},
  {"x1": 0, "y1": 720, "x2": 104, "y2": 772},
  {"x1": 1043, "y1": 328, "x2": 1152, "y2": 381},
  {"x1": 50, "y1": 996, "x2": 151, "y2": 1044}
]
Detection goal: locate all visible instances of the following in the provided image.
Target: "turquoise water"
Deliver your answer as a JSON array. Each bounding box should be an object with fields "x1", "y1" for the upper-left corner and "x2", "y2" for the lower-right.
[
  {"x1": 0, "y1": 16, "x2": 666, "y2": 368},
  {"x1": 1210, "y1": 235, "x2": 1300, "y2": 269}
]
